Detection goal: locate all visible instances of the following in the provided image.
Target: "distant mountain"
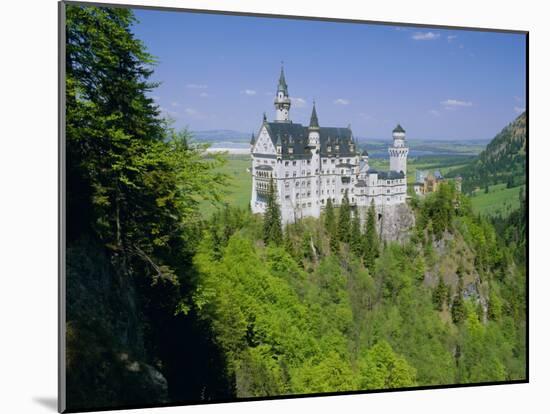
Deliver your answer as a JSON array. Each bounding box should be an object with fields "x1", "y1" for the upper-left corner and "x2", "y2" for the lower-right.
[
  {"x1": 191, "y1": 129, "x2": 250, "y2": 143},
  {"x1": 453, "y1": 112, "x2": 526, "y2": 191},
  {"x1": 357, "y1": 138, "x2": 488, "y2": 158}
]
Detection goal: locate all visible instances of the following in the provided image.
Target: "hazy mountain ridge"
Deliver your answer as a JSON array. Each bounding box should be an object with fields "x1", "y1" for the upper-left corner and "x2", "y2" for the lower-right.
[{"x1": 191, "y1": 129, "x2": 488, "y2": 157}]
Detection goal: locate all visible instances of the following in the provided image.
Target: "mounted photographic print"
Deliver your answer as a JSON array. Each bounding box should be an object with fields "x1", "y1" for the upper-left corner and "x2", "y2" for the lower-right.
[{"x1": 59, "y1": 1, "x2": 528, "y2": 412}]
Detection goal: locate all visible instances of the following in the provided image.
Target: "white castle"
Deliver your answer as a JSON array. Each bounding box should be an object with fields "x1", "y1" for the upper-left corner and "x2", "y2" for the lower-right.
[{"x1": 250, "y1": 67, "x2": 409, "y2": 224}]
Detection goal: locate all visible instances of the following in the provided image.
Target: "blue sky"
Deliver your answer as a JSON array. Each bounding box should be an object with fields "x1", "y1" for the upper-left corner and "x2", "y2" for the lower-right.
[{"x1": 132, "y1": 9, "x2": 526, "y2": 141}]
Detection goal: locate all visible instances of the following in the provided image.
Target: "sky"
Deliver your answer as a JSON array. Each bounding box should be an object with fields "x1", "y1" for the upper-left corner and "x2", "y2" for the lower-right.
[{"x1": 132, "y1": 8, "x2": 526, "y2": 141}]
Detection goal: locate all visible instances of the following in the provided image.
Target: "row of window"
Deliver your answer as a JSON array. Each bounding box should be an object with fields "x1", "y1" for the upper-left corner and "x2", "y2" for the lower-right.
[{"x1": 256, "y1": 171, "x2": 272, "y2": 178}]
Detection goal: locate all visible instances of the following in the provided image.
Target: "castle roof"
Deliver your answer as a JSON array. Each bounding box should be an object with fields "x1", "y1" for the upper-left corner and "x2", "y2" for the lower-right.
[
  {"x1": 278, "y1": 66, "x2": 288, "y2": 95},
  {"x1": 368, "y1": 169, "x2": 405, "y2": 180},
  {"x1": 263, "y1": 121, "x2": 356, "y2": 158},
  {"x1": 379, "y1": 170, "x2": 405, "y2": 179},
  {"x1": 309, "y1": 103, "x2": 319, "y2": 128},
  {"x1": 250, "y1": 132, "x2": 255, "y2": 145},
  {"x1": 393, "y1": 124, "x2": 406, "y2": 133}
]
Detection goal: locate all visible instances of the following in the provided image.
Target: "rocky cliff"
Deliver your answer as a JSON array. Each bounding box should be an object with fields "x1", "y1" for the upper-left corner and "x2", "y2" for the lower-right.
[{"x1": 376, "y1": 202, "x2": 416, "y2": 243}]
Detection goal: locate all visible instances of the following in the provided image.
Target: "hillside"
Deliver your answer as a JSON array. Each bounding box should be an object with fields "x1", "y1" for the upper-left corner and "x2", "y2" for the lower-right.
[
  {"x1": 189, "y1": 184, "x2": 526, "y2": 397},
  {"x1": 456, "y1": 113, "x2": 526, "y2": 192}
]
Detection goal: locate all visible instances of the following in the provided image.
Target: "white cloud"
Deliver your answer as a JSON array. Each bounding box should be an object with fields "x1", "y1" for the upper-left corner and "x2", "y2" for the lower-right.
[
  {"x1": 429, "y1": 109, "x2": 440, "y2": 116},
  {"x1": 412, "y1": 32, "x2": 440, "y2": 40},
  {"x1": 441, "y1": 99, "x2": 473, "y2": 108},
  {"x1": 241, "y1": 89, "x2": 257, "y2": 96},
  {"x1": 447, "y1": 35, "x2": 457, "y2": 42},
  {"x1": 184, "y1": 107, "x2": 206, "y2": 119},
  {"x1": 199, "y1": 92, "x2": 208, "y2": 98},
  {"x1": 514, "y1": 106, "x2": 526, "y2": 114},
  {"x1": 334, "y1": 98, "x2": 350, "y2": 105},
  {"x1": 186, "y1": 84, "x2": 208, "y2": 89},
  {"x1": 291, "y1": 97, "x2": 306, "y2": 108},
  {"x1": 159, "y1": 106, "x2": 178, "y2": 118}
]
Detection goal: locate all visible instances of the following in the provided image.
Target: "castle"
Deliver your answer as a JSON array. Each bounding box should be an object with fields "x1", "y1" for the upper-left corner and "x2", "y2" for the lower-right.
[{"x1": 250, "y1": 67, "x2": 409, "y2": 224}]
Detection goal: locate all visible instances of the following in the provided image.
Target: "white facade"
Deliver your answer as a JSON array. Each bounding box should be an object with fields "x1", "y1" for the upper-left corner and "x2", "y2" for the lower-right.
[{"x1": 250, "y1": 68, "x2": 409, "y2": 224}]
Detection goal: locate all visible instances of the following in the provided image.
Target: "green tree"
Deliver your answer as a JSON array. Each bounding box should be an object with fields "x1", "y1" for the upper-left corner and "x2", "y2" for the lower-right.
[
  {"x1": 65, "y1": 4, "x2": 228, "y2": 408},
  {"x1": 363, "y1": 201, "x2": 379, "y2": 269},
  {"x1": 359, "y1": 341, "x2": 417, "y2": 389},
  {"x1": 350, "y1": 212, "x2": 363, "y2": 257},
  {"x1": 337, "y1": 190, "x2": 351, "y2": 242},
  {"x1": 452, "y1": 278, "x2": 466, "y2": 324},
  {"x1": 263, "y1": 178, "x2": 283, "y2": 245},
  {"x1": 432, "y1": 275, "x2": 447, "y2": 311},
  {"x1": 324, "y1": 198, "x2": 336, "y2": 234}
]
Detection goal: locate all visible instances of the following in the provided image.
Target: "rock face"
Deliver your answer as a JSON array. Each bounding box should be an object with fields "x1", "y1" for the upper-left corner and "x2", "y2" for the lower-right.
[
  {"x1": 376, "y1": 202, "x2": 416, "y2": 243},
  {"x1": 66, "y1": 236, "x2": 168, "y2": 411}
]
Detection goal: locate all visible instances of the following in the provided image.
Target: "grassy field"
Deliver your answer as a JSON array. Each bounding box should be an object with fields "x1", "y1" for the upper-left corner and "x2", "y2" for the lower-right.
[
  {"x1": 200, "y1": 155, "x2": 252, "y2": 216},
  {"x1": 469, "y1": 183, "x2": 524, "y2": 217}
]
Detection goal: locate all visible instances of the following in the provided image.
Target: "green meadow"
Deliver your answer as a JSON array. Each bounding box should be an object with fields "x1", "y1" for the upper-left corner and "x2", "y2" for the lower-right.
[
  {"x1": 470, "y1": 183, "x2": 525, "y2": 217},
  {"x1": 200, "y1": 154, "x2": 252, "y2": 215}
]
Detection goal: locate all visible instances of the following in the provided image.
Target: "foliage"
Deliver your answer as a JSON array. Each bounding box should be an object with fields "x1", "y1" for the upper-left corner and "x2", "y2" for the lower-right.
[
  {"x1": 337, "y1": 190, "x2": 351, "y2": 243},
  {"x1": 263, "y1": 178, "x2": 283, "y2": 246},
  {"x1": 363, "y1": 201, "x2": 379, "y2": 269}
]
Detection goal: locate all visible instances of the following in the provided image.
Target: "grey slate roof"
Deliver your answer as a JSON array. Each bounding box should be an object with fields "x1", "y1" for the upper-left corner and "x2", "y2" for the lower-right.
[
  {"x1": 278, "y1": 67, "x2": 288, "y2": 95},
  {"x1": 393, "y1": 124, "x2": 406, "y2": 133},
  {"x1": 319, "y1": 127, "x2": 355, "y2": 156},
  {"x1": 264, "y1": 121, "x2": 357, "y2": 158},
  {"x1": 309, "y1": 104, "x2": 319, "y2": 128},
  {"x1": 377, "y1": 170, "x2": 405, "y2": 180},
  {"x1": 355, "y1": 180, "x2": 367, "y2": 188}
]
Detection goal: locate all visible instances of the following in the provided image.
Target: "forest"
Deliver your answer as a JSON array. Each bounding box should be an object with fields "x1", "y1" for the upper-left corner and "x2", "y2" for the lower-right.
[{"x1": 63, "y1": 5, "x2": 527, "y2": 411}]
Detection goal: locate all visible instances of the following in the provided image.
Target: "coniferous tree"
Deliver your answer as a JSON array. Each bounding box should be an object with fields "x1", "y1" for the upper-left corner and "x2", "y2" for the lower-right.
[
  {"x1": 432, "y1": 275, "x2": 447, "y2": 311},
  {"x1": 263, "y1": 178, "x2": 283, "y2": 245},
  {"x1": 65, "y1": 5, "x2": 229, "y2": 407},
  {"x1": 364, "y1": 201, "x2": 379, "y2": 269},
  {"x1": 283, "y1": 225, "x2": 294, "y2": 257},
  {"x1": 324, "y1": 198, "x2": 336, "y2": 234},
  {"x1": 338, "y1": 190, "x2": 351, "y2": 242},
  {"x1": 452, "y1": 277, "x2": 466, "y2": 324},
  {"x1": 330, "y1": 233, "x2": 340, "y2": 255},
  {"x1": 350, "y1": 211, "x2": 363, "y2": 257}
]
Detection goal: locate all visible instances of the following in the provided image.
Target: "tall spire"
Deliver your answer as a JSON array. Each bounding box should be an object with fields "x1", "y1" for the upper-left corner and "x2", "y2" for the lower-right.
[
  {"x1": 274, "y1": 62, "x2": 291, "y2": 122},
  {"x1": 309, "y1": 101, "x2": 319, "y2": 129},
  {"x1": 277, "y1": 62, "x2": 288, "y2": 95}
]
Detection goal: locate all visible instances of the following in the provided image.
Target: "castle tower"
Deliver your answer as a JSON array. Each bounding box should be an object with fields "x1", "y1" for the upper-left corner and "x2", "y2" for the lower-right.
[
  {"x1": 389, "y1": 124, "x2": 409, "y2": 175},
  {"x1": 274, "y1": 65, "x2": 291, "y2": 122},
  {"x1": 307, "y1": 102, "x2": 320, "y2": 150}
]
